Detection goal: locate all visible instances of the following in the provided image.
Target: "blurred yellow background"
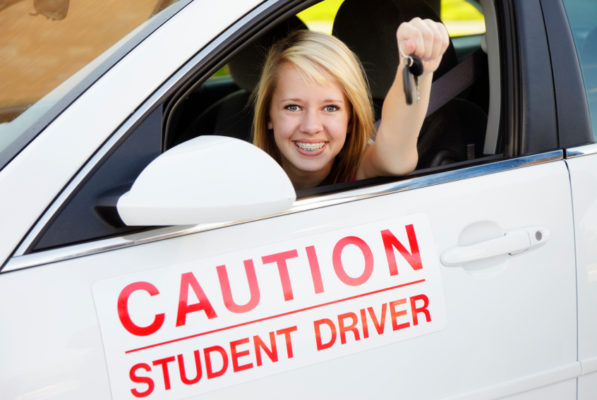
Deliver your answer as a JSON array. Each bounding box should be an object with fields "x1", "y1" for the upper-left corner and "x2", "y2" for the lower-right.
[{"x1": 298, "y1": 0, "x2": 484, "y2": 35}]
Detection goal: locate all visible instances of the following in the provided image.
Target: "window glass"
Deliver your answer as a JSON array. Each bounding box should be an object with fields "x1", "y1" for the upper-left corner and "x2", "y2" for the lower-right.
[
  {"x1": 562, "y1": 0, "x2": 597, "y2": 140},
  {"x1": 0, "y1": 0, "x2": 182, "y2": 168}
]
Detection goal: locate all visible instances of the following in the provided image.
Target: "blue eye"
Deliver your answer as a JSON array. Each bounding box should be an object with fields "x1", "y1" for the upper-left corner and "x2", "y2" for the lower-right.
[
  {"x1": 324, "y1": 105, "x2": 339, "y2": 112},
  {"x1": 285, "y1": 104, "x2": 300, "y2": 111}
]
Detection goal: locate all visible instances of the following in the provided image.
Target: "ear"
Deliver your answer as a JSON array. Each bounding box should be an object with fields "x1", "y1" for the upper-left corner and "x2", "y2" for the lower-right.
[{"x1": 267, "y1": 121, "x2": 273, "y2": 130}]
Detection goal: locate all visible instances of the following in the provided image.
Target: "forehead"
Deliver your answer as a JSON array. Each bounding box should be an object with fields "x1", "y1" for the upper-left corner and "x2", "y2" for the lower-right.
[{"x1": 274, "y1": 61, "x2": 345, "y2": 98}]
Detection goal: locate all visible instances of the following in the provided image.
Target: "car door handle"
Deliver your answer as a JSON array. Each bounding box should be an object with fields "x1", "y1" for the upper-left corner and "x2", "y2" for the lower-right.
[{"x1": 441, "y1": 226, "x2": 550, "y2": 266}]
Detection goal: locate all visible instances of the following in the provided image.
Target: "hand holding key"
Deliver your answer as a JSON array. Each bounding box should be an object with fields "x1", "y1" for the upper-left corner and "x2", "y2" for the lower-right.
[
  {"x1": 396, "y1": 18, "x2": 449, "y2": 105},
  {"x1": 368, "y1": 18, "x2": 449, "y2": 177}
]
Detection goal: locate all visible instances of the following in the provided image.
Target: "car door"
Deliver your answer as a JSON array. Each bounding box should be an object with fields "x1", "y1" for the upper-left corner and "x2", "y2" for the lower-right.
[
  {"x1": 1, "y1": 155, "x2": 577, "y2": 400},
  {"x1": 553, "y1": 0, "x2": 597, "y2": 399},
  {"x1": 0, "y1": 0, "x2": 579, "y2": 399}
]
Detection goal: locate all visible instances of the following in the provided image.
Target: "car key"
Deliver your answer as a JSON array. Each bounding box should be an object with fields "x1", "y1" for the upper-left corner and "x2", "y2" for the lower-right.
[
  {"x1": 402, "y1": 54, "x2": 423, "y2": 105},
  {"x1": 409, "y1": 55, "x2": 423, "y2": 103}
]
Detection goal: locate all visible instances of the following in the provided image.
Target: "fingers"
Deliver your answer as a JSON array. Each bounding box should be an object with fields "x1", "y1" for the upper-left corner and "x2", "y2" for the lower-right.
[{"x1": 397, "y1": 18, "x2": 449, "y2": 73}]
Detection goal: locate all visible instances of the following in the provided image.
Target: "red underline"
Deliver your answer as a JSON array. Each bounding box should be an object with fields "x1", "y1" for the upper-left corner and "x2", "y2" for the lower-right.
[{"x1": 125, "y1": 278, "x2": 426, "y2": 355}]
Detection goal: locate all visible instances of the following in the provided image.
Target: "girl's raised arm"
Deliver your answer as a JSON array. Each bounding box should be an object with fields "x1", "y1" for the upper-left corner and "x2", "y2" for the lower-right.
[{"x1": 356, "y1": 18, "x2": 450, "y2": 179}]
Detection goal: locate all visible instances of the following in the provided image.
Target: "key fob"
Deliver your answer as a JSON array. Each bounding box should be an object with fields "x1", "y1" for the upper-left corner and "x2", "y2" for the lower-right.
[
  {"x1": 403, "y1": 63, "x2": 413, "y2": 105},
  {"x1": 409, "y1": 55, "x2": 423, "y2": 76},
  {"x1": 403, "y1": 55, "x2": 423, "y2": 105}
]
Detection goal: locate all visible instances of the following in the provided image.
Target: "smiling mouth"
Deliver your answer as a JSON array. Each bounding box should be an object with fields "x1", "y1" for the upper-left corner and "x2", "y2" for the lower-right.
[{"x1": 294, "y1": 141, "x2": 326, "y2": 152}]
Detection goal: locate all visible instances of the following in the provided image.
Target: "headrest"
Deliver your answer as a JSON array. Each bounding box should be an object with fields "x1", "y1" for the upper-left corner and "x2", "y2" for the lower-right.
[
  {"x1": 229, "y1": 16, "x2": 308, "y2": 92},
  {"x1": 332, "y1": 0, "x2": 458, "y2": 99}
]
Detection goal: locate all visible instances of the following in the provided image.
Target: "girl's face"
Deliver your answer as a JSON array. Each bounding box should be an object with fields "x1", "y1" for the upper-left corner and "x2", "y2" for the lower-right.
[{"x1": 268, "y1": 62, "x2": 350, "y2": 188}]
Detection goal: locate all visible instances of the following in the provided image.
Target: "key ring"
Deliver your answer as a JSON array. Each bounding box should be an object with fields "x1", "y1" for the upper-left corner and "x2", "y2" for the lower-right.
[{"x1": 399, "y1": 43, "x2": 414, "y2": 67}]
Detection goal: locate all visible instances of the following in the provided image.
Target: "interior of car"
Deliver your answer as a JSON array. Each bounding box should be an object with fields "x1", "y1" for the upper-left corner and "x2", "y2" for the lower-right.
[{"x1": 163, "y1": 0, "x2": 494, "y2": 197}]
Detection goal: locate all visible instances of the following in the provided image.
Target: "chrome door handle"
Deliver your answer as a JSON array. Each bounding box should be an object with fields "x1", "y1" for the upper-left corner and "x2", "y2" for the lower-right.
[{"x1": 441, "y1": 227, "x2": 550, "y2": 266}]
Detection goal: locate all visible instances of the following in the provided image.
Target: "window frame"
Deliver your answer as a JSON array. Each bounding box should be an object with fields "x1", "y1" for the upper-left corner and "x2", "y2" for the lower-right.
[{"x1": 546, "y1": 0, "x2": 593, "y2": 149}]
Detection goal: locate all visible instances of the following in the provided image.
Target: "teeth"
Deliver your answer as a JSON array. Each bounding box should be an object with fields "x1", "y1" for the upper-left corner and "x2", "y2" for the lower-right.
[{"x1": 295, "y1": 141, "x2": 325, "y2": 151}]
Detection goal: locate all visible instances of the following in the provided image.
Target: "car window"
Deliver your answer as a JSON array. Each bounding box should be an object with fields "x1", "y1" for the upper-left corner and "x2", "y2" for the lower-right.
[
  {"x1": 27, "y1": 0, "x2": 498, "y2": 252},
  {"x1": 165, "y1": 0, "x2": 491, "y2": 169},
  {"x1": 562, "y1": 0, "x2": 597, "y2": 140},
  {"x1": 0, "y1": 0, "x2": 186, "y2": 170}
]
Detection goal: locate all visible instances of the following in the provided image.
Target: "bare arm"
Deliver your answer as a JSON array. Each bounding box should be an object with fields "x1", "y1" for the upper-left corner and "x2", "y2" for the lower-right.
[{"x1": 357, "y1": 18, "x2": 450, "y2": 179}]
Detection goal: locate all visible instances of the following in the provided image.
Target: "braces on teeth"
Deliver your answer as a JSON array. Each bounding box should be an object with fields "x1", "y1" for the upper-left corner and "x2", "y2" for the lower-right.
[{"x1": 296, "y1": 142, "x2": 325, "y2": 151}]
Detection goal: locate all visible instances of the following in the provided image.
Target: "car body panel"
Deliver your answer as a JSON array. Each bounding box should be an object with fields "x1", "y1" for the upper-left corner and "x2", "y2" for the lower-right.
[{"x1": 0, "y1": 154, "x2": 578, "y2": 399}]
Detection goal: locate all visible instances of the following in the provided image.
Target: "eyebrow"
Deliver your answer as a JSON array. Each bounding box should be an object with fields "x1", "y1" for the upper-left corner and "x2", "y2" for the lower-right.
[{"x1": 278, "y1": 98, "x2": 345, "y2": 103}]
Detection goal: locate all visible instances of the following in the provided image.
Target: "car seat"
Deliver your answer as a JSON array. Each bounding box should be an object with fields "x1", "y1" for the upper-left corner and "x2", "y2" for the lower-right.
[
  {"x1": 332, "y1": 0, "x2": 487, "y2": 168},
  {"x1": 333, "y1": 0, "x2": 458, "y2": 115},
  {"x1": 172, "y1": 17, "x2": 307, "y2": 147}
]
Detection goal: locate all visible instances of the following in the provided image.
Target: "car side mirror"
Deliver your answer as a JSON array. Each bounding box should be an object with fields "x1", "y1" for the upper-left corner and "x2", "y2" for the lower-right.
[{"x1": 113, "y1": 135, "x2": 296, "y2": 226}]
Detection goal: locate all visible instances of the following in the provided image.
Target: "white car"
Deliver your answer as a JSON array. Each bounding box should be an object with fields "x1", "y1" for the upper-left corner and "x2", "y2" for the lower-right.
[{"x1": 1, "y1": 0, "x2": 597, "y2": 399}]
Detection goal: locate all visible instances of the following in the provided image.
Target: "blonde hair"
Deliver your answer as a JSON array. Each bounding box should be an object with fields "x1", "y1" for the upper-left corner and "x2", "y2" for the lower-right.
[{"x1": 253, "y1": 30, "x2": 374, "y2": 184}]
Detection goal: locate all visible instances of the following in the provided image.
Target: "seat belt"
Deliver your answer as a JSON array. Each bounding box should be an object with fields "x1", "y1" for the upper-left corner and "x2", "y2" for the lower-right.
[{"x1": 426, "y1": 49, "x2": 485, "y2": 117}]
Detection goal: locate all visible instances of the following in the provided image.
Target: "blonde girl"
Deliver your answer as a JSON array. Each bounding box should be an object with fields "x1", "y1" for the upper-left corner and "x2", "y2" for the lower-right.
[{"x1": 253, "y1": 19, "x2": 449, "y2": 190}]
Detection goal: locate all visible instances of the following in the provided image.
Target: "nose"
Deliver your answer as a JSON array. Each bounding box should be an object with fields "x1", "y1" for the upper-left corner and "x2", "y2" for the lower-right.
[{"x1": 300, "y1": 109, "x2": 323, "y2": 135}]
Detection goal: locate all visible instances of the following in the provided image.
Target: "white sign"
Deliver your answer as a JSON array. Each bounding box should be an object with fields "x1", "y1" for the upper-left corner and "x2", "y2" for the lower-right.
[{"x1": 93, "y1": 214, "x2": 446, "y2": 399}]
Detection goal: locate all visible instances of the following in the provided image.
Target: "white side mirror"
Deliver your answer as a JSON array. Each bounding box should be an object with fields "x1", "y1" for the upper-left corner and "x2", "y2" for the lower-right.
[{"x1": 116, "y1": 136, "x2": 295, "y2": 226}]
